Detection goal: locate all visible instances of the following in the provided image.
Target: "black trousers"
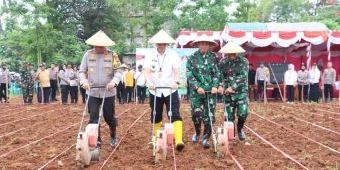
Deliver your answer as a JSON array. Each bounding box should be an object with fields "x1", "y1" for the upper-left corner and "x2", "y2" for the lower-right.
[
  {"x1": 309, "y1": 83, "x2": 319, "y2": 102},
  {"x1": 286, "y1": 85, "x2": 294, "y2": 102},
  {"x1": 49, "y1": 79, "x2": 58, "y2": 101},
  {"x1": 324, "y1": 84, "x2": 334, "y2": 101},
  {"x1": 60, "y1": 85, "x2": 70, "y2": 104},
  {"x1": 117, "y1": 82, "x2": 126, "y2": 103},
  {"x1": 0, "y1": 83, "x2": 8, "y2": 101},
  {"x1": 69, "y1": 86, "x2": 78, "y2": 103},
  {"x1": 298, "y1": 84, "x2": 308, "y2": 101},
  {"x1": 38, "y1": 87, "x2": 50, "y2": 103},
  {"x1": 137, "y1": 85, "x2": 146, "y2": 103},
  {"x1": 257, "y1": 80, "x2": 265, "y2": 100},
  {"x1": 88, "y1": 96, "x2": 116, "y2": 141},
  {"x1": 125, "y1": 86, "x2": 133, "y2": 103},
  {"x1": 149, "y1": 91, "x2": 182, "y2": 123},
  {"x1": 80, "y1": 87, "x2": 86, "y2": 103},
  {"x1": 272, "y1": 88, "x2": 280, "y2": 100}
]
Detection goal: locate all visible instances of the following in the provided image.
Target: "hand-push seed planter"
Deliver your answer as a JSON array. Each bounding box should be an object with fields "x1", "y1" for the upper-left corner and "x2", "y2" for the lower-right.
[{"x1": 76, "y1": 86, "x2": 106, "y2": 167}]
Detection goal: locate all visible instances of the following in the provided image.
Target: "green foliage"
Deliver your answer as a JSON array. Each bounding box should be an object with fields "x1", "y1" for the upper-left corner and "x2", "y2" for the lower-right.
[
  {"x1": 307, "y1": 6, "x2": 340, "y2": 30},
  {"x1": 1, "y1": 0, "x2": 340, "y2": 73},
  {"x1": 233, "y1": 0, "x2": 257, "y2": 22},
  {"x1": 173, "y1": 0, "x2": 230, "y2": 31}
]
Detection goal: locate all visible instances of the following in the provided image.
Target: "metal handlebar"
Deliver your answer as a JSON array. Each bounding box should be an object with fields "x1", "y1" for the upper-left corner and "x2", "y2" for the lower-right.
[{"x1": 89, "y1": 86, "x2": 106, "y2": 89}]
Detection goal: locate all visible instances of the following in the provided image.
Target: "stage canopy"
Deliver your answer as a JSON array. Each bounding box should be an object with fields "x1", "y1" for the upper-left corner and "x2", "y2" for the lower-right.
[
  {"x1": 175, "y1": 22, "x2": 340, "y2": 58},
  {"x1": 222, "y1": 22, "x2": 340, "y2": 58},
  {"x1": 176, "y1": 30, "x2": 223, "y2": 49}
]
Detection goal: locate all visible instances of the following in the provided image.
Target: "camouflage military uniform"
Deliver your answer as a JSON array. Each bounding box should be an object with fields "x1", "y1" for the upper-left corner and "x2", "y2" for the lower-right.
[
  {"x1": 219, "y1": 55, "x2": 249, "y2": 138},
  {"x1": 20, "y1": 64, "x2": 34, "y2": 103},
  {"x1": 187, "y1": 50, "x2": 220, "y2": 144}
]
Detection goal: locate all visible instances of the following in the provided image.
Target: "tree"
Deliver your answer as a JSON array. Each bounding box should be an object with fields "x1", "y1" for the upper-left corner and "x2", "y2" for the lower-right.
[
  {"x1": 255, "y1": 0, "x2": 312, "y2": 22},
  {"x1": 233, "y1": 0, "x2": 258, "y2": 22},
  {"x1": 173, "y1": 0, "x2": 231, "y2": 31},
  {"x1": 0, "y1": 0, "x2": 127, "y2": 69},
  {"x1": 307, "y1": 6, "x2": 340, "y2": 30}
]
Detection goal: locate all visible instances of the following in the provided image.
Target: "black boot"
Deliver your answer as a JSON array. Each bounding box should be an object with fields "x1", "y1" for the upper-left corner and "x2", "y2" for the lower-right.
[
  {"x1": 192, "y1": 122, "x2": 201, "y2": 143},
  {"x1": 109, "y1": 126, "x2": 118, "y2": 146},
  {"x1": 237, "y1": 118, "x2": 246, "y2": 141},
  {"x1": 202, "y1": 124, "x2": 212, "y2": 149}
]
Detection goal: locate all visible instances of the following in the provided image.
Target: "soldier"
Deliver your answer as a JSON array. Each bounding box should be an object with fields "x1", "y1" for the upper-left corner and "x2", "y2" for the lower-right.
[
  {"x1": 79, "y1": 30, "x2": 122, "y2": 148},
  {"x1": 20, "y1": 62, "x2": 34, "y2": 104},
  {"x1": 186, "y1": 35, "x2": 220, "y2": 148},
  {"x1": 218, "y1": 42, "x2": 249, "y2": 141},
  {"x1": 0, "y1": 63, "x2": 11, "y2": 103},
  {"x1": 144, "y1": 30, "x2": 185, "y2": 151}
]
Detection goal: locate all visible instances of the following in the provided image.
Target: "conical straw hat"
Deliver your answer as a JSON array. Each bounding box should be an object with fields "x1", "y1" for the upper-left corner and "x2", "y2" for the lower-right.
[
  {"x1": 191, "y1": 35, "x2": 218, "y2": 47},
  {"x1": 219, "y1": 41, "x2": 245, "y2": 54},
  {"x1": 85, "y1": 30, "x2": 115, "y2": 46},
  {"x1": 120, "y1": 64, "x2": 128, "y2": 68},
  {"x1": 148, "y1": 30, "x2": 176, "y2": 44}
]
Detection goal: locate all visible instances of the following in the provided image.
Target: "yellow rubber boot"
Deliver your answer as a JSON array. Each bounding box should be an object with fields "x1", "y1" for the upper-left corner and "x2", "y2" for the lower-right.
[
  {"x1": 173, "y1": 121, "x2": 185, "y2": 151},
  {"x1": 153, "y1": 121, "x2": 162, "y2": 137},
  {"x1": 149, "y1": 122, "x2": 162, "y2": 148}
]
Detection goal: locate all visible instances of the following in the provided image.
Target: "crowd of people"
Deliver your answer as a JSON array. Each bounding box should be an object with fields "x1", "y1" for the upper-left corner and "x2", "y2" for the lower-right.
[
  {"x1": 0, "y1": 29, "x2": 338, "y2": 154},
  {"x1": 1, "y1": 58, "x2": 147, "y2": 106},
  {"x1": 248, "y1": 61, "x2": 337, "y2": 103}
]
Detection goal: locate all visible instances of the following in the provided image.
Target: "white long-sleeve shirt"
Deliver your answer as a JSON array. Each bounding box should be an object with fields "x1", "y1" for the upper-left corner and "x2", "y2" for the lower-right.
[
  {"x1": 308, "y1": 67, "x2": 321, "y2": 84},
  {"x1": 284, "y1": 70, "x2": 297, "y2": 85},
  {"x1": 134, "y1": 71, "x2": 146, "y2": 87},
  {"x1": 144, "y1": 48, "x2": 180, "y2": 97}
]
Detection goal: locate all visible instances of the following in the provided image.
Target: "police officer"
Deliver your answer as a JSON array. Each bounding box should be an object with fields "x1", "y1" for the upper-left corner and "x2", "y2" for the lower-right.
[
  {"x1": 186, "y1": 35, "x2": 220, "y2": 148},
  {"x1": 144, "y1": 30, "x2": 185, "y2": 151},
  {"x1": 79, "y1": 30, "x2": 122, "y2": 148},
  {"x1": 218, "y1": 42, "x2": 249, "y2": 141},
  {"x1": 20, "y1": 62, "x2": 34, "y2": 104},
  {"x1": 0, "y1": 63, "x2": 10, "y2": 103}
]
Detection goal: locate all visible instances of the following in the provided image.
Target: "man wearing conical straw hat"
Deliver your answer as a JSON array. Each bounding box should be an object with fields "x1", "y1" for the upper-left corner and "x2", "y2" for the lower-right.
[
  {"x1": 187, "y1": 35, "x2": 221, "y2": 148},
  {"x1": 144, "y1": 29, "x2": 185, "y2": 151},
  {"x1": 79, "y1": 30, "x2": 123, "y2": 148},
  {"x1": 218, "y1": 41, "x2": 249, "y2": 141}
]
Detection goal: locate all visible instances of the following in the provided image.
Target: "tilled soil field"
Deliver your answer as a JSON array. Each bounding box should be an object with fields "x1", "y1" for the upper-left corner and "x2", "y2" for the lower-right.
[{"x1": 0, "y1": 96, "x2": 339, "y2": 170}]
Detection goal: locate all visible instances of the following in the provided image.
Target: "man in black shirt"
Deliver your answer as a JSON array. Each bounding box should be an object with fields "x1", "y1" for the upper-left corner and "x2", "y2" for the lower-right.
[{"x1": 248, "y1": 63, "x2": 256, "y2": 101}]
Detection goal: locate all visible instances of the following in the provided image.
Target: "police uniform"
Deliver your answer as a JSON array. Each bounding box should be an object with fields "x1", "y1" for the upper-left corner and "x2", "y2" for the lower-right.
[
  {"x1": 0, "y1": 63, "x2": 10, "y2": 103},
  {"x1": 219, "y1": 42, "x2": 249, "y2": 141},
  {"x1": 297, "y1": 64, "x2": 308, "y2": 101},
  {"x1": 322, "y1": 63, "x2": 336, "y2": 102},
  {"x1": 79, "y1": 30, "x2": 122, "y2": 147},
  {"x1": 20, "y1": 62, "x2": 34, "y2": 103},
  {"x1": 186, "y1": 36, "x2": 220, "y2": 148}
]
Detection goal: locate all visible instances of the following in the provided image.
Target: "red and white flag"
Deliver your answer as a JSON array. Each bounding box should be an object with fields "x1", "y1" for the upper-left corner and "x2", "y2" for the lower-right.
[
  {"x1": 306, "y1": 43, "x2": 312, "y2": 70},
  {"x1": 327, "y1": 37, "x2": 331, "y2": 61}
]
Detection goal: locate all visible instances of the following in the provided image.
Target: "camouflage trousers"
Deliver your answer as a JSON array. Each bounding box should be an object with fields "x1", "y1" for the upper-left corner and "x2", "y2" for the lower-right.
[
  {"x1": 190, "y1": 94, "x2": 217, "y2": 125},
  {"x1": 223, "y1": 96, "x2": 248, "y2": 122},
  {"x1": 22, "y1": 84, "x2": 34, "y2": 103}
]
